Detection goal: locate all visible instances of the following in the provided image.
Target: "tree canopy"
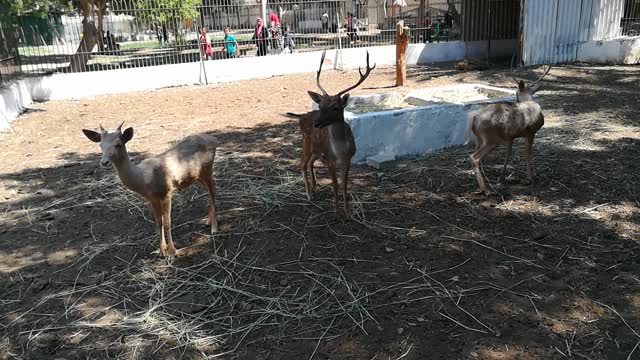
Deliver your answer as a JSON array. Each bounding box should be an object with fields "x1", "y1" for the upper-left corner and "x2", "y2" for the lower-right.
[
  {"x1": 133, "y1": 0, "x2": 200, "y2": 25},
  {"x1": 1, "y1": 0, "x2": 75, "y2": 16}
]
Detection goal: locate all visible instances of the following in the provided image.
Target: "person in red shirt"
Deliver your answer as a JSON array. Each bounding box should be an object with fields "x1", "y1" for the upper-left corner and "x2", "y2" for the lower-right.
[{"x1": 199, "y1": 27, "x2": 212, "y2": 60}]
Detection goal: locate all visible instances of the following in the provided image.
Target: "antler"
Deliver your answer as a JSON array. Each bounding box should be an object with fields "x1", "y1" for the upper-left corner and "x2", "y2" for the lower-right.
[
  {"x1": 337, "y1": 51, "x2": 376, "y2": 97},
  {"x1": 529, "y1": 64, "x2": 552, "y2": 87},
  {"x1": 99, "y1": 124, "x2": 106, "y2": 133},
  {"x1": 510, "y1": 53, "x2": 519, "y2": 84},
  {"x1": 316, "y1": 50, "x2": 328, "y2": 96},
  {"x1": 117, "y1": 121, "x2": 125, "y2": 132}
]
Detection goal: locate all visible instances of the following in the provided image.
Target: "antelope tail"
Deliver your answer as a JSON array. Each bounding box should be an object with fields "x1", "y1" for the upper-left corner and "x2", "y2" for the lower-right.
[{"x1": 464, "y1": 114, "x2": 475, "y2": 145}]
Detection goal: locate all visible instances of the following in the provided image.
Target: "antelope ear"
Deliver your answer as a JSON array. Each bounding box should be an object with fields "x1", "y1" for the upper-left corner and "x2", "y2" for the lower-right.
[
  {"x1": 82, "y1": 129, "x2": 102, "y2": 143},
  {"x1": 307, "y1": 91, "x2": 324, "y2": 104},
  {"x1": 341, "y1": 94, "x2": 350, "y2": 108},
  {"x1": 122, "y1": 127, "x2": 134, "y2": 144},
  {"x1": 518, "y1": 80, "x2": 526, "y2": 91}
]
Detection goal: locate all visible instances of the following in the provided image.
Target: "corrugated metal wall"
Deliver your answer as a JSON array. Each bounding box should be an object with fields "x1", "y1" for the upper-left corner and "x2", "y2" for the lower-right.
[
  {"x1": 585, "y1": 0, "x2": 625, "y2": 40},
  {"x1": 521, "y1": 0, "x2": 626, "y2": 66},
  {"x1": 553, "y1": 0, "x2": 583, "y2": 63},
  {"x1": 461, "y1": 0, "x2": 519, "y2": 41}
]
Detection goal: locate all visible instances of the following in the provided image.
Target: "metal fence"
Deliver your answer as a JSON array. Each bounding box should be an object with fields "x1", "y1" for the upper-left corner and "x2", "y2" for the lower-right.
[
  {"x1": 622, "y1": 0, "x2": 640, "y2": 36},
  {"x1": 0, "y1": 0, "x2": 469, "y2": 78},
  {"x1": 0, "y1": 24, "x2": 22, "y2": 86},
  {"x1": 0, "y1": 0, "x2": 527, "y2": 85}
]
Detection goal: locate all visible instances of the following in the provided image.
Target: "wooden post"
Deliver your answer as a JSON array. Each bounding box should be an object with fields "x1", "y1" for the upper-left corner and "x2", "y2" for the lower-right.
[{"x1": 396, "y1": 20, "x2": 409, "y2": 86}]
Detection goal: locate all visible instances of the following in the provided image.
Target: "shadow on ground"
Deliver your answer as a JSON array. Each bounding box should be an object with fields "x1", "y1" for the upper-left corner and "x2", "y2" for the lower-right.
[{"x1": 0, "y1": 65, "x2": 639, "y2": 359}]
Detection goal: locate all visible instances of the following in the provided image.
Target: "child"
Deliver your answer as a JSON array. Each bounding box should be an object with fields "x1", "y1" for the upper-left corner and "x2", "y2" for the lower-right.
[
  {"x1": 283, "y1": 25, "x2": 295, "y2": 54},
  {"x1": 199, "y1": 28, "x2": 212, "y2": 60},
  {"x1": 223, "y1": 26, "x2": 238, "y2": 58}
]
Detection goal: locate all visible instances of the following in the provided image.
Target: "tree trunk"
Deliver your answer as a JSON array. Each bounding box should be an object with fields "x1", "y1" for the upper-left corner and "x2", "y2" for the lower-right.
[
  {"x1": 96, "y1": 0, "x2": 106, "y2": 51},
  {"x1": 69, "y1": 0, "x2": 97, "y2": 72},
  {"x1": 396, "y1": 20, "x2": 408, "y2": 86}
]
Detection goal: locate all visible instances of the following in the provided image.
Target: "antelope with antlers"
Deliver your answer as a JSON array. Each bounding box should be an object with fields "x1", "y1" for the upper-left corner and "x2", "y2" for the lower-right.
[
  {"x1": 82, "y1": 123, "x2": 219, "y2": 258},
  {"x1": 465, "y1": 55, "x2": 552, "y2": 194},
  {"x1": 285, "y1": 50, "x2": 376, "y2": 219}
]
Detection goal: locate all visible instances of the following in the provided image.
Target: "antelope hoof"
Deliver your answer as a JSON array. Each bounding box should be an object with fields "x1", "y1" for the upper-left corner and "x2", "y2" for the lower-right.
[
  {"x1": 306, "y1": 192, "x2": 313, "y2": 201},
  {"x1": 164, "y1": 246, "x2": 178, "y2": 259},
  {"x1": 211, "y1": 222, "x2": 218, "y2": 234}
]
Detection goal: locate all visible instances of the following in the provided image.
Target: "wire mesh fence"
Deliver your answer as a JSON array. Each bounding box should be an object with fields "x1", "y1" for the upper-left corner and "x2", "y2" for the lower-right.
[
  {"x1": 622, "y1": 0, "x2": 640, "y2": 36},
  {"x1": 0, "y1": 0, "x2": 471, "y2": 78}
]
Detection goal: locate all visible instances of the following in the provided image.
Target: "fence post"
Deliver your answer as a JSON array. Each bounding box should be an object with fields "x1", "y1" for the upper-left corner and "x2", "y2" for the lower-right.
[
  {"x1": 396, "y1": 20, "x2": 409, "y2": 86},
  {"x1": 261, "y1": 0, "x2": 267, "y2": 25}
]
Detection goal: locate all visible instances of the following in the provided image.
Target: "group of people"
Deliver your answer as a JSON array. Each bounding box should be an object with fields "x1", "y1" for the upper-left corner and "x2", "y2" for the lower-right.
[
  {"x1": 198, "y1": 13, "x2": 295, "y2": 60},
  {"x1": 198, "y1": 26, "x2": 239, "y2": 60},
  {"x1": 252, "y1": 13, "x2": 295, "y2": 56}
]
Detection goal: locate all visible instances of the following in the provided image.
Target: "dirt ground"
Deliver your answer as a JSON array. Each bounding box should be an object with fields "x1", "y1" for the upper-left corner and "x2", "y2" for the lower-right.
[{"x1": 1, "y1": 61, "x2": 639, "y2": 360}]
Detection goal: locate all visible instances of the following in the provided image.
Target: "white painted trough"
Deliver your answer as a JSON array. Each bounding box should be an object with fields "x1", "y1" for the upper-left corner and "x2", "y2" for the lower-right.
[{"x1": 312, "y1": 83, "x2": 517, "y2": 164}]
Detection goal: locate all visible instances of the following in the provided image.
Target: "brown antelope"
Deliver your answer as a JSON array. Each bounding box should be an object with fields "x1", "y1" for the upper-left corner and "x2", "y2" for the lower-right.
[
  {"x1": 465, "y1": 56, "x2": 552, "y2": 194},
  {"x1": 285, "y1": 50, "x2": 375, "y2": 219},
  {"x1": 82, "y1": 123, "x2": 219, "y2": 258}
]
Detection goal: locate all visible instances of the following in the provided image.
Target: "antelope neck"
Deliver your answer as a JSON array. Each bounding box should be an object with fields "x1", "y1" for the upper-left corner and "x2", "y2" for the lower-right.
[{"x1": 112, "y1": 150, "x2": 144, "y2": 193}]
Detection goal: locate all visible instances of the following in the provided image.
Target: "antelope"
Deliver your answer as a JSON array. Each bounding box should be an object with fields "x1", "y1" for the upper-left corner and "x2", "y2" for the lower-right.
[
  {"x1": 465, "y1": 56, "x2": 552, "y2": 194},
  {"x1": 82, "y1": 123, "x2": 219, "y2": 258},
  {"x1": 285, "y1": 50, "x2": 375, "y2": 219}
]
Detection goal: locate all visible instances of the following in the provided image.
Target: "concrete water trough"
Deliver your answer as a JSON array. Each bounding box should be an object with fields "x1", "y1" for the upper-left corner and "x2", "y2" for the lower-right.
[{"x1": 312, "y1": 83, "x2": 517, "y2": 165}]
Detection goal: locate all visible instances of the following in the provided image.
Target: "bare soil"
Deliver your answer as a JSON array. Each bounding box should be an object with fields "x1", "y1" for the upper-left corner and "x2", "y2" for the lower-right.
[{"x1": 1, "y1": 62, "x2": 639, "y2": 360}]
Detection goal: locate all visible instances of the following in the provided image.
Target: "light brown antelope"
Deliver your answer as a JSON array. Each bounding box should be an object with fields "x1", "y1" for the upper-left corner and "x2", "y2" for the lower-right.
[
  {"x1": 82, "y1": 123, "x2": 218, "y2": 258},
  {"x1": 285, "y1": 50, "x2": 375, "y2": 219},
  {"x1": 465, "y1": 56, "x2": 552, "y2": 194}
]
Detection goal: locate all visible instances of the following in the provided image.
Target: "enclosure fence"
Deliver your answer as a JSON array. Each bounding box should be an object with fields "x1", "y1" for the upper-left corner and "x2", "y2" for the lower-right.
[
  {"x1": 623, "y1": 0, "x2": 640, "y2": 36},
  {"x1": 0, "y1": 24, "x2": 21, "y2": 85},
  {"x1": 0, "y1": 0, "x2": 526, "y2": 85}
]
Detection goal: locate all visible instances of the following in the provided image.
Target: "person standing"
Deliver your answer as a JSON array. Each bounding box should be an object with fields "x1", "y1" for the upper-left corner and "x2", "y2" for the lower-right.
[
  {"x1": 222, "y1": 26, "x2": 238, "y2": 58},
  {"x1": 321, "y1": 10, "x2": 329, "y2": 33},
  {"x1": 253, "y1": 17, "x2": 269, "y2": 56}
]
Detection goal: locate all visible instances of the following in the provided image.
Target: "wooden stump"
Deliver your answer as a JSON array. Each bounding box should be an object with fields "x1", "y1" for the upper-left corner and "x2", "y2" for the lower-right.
[{"x1": 396, "y1": 20, "x2": 409, "y2": 87}]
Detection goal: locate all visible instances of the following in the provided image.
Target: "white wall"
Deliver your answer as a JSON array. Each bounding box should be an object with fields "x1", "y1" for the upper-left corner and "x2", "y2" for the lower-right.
[
  {"x1": 577, "y1": 37, "x2": 640, "y2": 64},
  {"x1": 0, "y1": 40, "x2": 514, "y2": 130}
]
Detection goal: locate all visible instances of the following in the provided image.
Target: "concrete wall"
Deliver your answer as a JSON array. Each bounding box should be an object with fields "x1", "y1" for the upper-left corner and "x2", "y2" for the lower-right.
[
  {"x1": 337, "y1": 84, "x2": 517, "y2": 164},
  {"x1": 0, "y1": 40, "x2": 514, "y2": 131},
  {"x1": 577, "y1": 37, "x2": 640, "y2": 64},
  {"x1": 0, "y1": 81, "x2": 34, "y2": 131}
]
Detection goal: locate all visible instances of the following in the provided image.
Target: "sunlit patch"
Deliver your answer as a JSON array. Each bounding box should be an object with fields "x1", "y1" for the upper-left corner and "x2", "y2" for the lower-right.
[
  {"x1": 76, "y1": 297, "x2": 107, "y2": 318},
  {"x1": 566, "y1": 142, "x2": 607, "y2": 152},
  {"x1": 63, "y1": 330, "x2": 91, "y2": 345},
  {"x1": 590, "y1": 124, "x2": 640, "y2": 141},
  {"x1": 617, "y1": 76, "x2": 640, "y2": 83},
  {"x1": 0, "y1": 248, "x2": 46, "y2": 273},
  {"x1": 567, "y1": 297, "x2": 606, "y2": 323},
  {"x1": 46, "y1": 249, "x2": 79, "y2": 265},
  {"x1": 94, "y1": 309, "x2": 124, "y2": 325},
  {"x1": 574, "y1": 202, "x2": 640, "y2": 240},
  {"x1": 543, "y1": 316, "x2": 576, "y2": 335},
  {"x1": 493, "y1": 302, "x2": 521, "y2": 316},
  {"x1": 473, "y1": 345, "x2": 539, "y2": 359},
  {"x1": 628, "y1": 294, "x2": 640, "y2": 309},
  {"x1": 495, "y1": 197, "x2": 557, "y2": 217},
  {"x1": 0, "y1": 338, "x2": 18, "y2": 360}
]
